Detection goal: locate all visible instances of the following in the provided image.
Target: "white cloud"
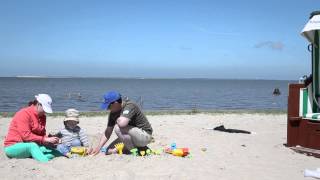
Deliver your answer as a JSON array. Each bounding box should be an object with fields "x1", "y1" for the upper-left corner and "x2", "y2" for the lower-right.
[{"x1": 254, "y1": 41, "x2": 284, "y2": 51}]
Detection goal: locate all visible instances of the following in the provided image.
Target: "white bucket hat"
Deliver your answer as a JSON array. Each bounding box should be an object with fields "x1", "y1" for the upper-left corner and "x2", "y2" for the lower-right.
[
  {"x1": 64, "y1": 108, "x2": 80, "y2": 122},
  {"x1": 35, "y1": 94, "x2": 53, "y2": 113}
]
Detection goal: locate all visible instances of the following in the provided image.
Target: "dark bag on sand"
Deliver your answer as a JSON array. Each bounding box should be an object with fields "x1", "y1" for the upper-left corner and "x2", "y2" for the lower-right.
[{"x1": 213, "y1": 125, "x2": 251, "y2": 134}]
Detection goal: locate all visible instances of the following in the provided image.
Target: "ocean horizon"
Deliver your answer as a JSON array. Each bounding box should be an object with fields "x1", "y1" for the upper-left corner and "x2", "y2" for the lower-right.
[
  {"x1": 0, "y1": 77, "x2": 294, "y2": 112},
  {"x1": 1, "y1": 76, "x2": 296, "y2": 81}
]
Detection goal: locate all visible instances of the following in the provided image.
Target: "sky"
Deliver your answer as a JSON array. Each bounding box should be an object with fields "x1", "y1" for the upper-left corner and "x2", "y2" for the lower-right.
[{"x1": 0, "y1": 0, "x2": 318, "y2": 80}]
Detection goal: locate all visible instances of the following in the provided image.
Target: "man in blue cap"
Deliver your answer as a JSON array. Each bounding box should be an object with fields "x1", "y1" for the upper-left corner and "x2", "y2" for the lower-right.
[{"x1": 91, "y1": 91, "x2": 153, "y2": 155}]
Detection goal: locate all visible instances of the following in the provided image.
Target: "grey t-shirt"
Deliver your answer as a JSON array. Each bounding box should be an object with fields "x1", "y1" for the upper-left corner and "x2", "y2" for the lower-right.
[{"x1": 107, "y1": 100, "x2": 153, "y2": 135}]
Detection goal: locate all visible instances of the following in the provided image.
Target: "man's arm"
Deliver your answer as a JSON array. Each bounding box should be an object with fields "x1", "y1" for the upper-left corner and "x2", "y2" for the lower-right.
[
  {"x1": 104, "y1": 126, "x2": 114, "y2": 140},
  {"x1": 117, "y1": 104, "x2": 136, "y2": 128},
  {"x1": 117, "y1": 117, "x2": 130, "y2": 128}
]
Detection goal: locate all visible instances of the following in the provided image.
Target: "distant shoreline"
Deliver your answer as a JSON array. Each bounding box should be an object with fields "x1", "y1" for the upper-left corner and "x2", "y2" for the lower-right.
[
  {"x1": 0, "y1": 109, "x2": 287, "y2": 117},
  {"x1": 0, "y1": 76, "x2": 295, "y2": 81}
]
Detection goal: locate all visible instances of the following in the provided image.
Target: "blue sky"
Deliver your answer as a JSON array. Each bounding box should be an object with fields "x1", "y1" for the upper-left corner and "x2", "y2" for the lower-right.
[{"x1": 0, "y1": 0, "x2": 318, "y2": 80}]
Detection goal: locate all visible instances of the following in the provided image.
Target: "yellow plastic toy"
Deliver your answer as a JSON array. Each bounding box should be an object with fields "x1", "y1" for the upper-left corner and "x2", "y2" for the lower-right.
[
  {"x1": 153, "y1": 149, "x2": 162, "y2": 155},
  {"x1": 171, "y1": 149, "x2": 184, "y2": 156},
  {"x1": 140, "y1": 151, "x2": 146, "y2": 157},
  {"x1": 165, "y1": 147, "x2": 189, "y2": 157},
  {"x1": 114, "y1": 143, "x2": 125, "y2": 155},
  {"x1": 70, "y1": 147, "x2": 87, "y2": 157}
]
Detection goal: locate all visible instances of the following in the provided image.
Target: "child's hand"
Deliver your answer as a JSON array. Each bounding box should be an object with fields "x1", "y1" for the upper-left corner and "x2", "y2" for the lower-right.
[{"x1": 86, "y1": 148, "x2": 93, "y2": 155}]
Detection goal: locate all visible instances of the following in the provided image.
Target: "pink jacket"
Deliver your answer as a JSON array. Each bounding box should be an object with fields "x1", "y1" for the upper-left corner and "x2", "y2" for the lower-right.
[{"x1": 4, "y1": 105, "x2": 46, "y2": 147}]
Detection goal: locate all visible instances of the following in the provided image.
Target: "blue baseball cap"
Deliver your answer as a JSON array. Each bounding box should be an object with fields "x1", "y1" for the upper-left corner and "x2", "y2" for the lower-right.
[{"x1": 101, "y1": 91, "x2": 121, "y2": 110}]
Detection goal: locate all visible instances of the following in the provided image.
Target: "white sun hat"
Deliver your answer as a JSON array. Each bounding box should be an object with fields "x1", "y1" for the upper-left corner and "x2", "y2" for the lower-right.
[
  {"x1": 64, "y1": 108, "x2": 80, "y2": 122},
  {"x1": 35, "y1": 94, "x2": 53, "y2": 113}
]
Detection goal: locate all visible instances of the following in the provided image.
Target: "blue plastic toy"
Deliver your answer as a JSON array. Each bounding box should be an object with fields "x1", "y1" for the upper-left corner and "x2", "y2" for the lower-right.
[
  {"x1": 171, "y1": 143, "x2": 177, "y2": 150},
  {"x1": 100, "y1": 147, "x2": 108, "y2": 153}
]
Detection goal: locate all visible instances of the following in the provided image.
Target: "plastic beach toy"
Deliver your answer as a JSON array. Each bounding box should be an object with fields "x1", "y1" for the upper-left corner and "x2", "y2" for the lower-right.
[
  {"x1": 165, "y1": 144, "x2": 190, "y2": 157},
  {"x1": 70, "y1": 147, "x2": 87, "y2": 156},
  {"x1": 100, "y1": 147, "x2": 107, "y2": 153},
  {"x1": 131, "y1": 148, "x2": 161, "y2": 156},
  {"x1": 152, "y1": 149, "x2": 162, "y2": 155},
  {"x1": 140, "y1": 151, "x2": 146, "y2": 156},
  {"x1": 146, "y1": 149, "x2": 152, "y2": 155},
  {"x1": 171, "y1": 148, "x2": 189, "y2": 157},
  {"x1": 171, "y1": 143, "x2": 177, "y2": 150},
  {"x1": 114, "y1": 143, "x2": 125, "y2": 155},
  {"x1": 130, "y1": 148, "x2": 138, "y2": 156}
]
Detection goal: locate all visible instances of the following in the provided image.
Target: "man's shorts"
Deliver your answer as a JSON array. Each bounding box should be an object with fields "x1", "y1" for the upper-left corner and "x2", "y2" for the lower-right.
[{"x1": 128, "y1": 127, "x2": 152, "y2": 147}]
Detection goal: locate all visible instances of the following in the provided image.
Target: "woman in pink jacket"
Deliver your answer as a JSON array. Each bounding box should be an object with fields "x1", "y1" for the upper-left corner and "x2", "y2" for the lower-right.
[{"x1": 4, "y1": 94, "x2": 61, "y2": 162}]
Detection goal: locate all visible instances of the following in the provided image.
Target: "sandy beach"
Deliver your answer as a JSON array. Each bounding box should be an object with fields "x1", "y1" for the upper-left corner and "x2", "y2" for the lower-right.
[{"x1": 0, "y1": 113, "x2": 318, "y2": 180}]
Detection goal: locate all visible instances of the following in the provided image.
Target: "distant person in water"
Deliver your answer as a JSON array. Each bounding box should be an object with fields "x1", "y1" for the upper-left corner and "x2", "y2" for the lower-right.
[
  {"x1": 273, "y1": 88, "x2": 281, "y2": 96},
  {"x1": 3, "y1": 94, "x2": 61, "y2": 162},
  {"x1": 91, "y1": 91, "x2": 153, "y2": 155}
]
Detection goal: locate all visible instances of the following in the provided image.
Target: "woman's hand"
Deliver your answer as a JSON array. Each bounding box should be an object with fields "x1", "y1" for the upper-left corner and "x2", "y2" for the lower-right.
[{"x1": 44, "y1": 136, "x2": 59, "y2": 144}]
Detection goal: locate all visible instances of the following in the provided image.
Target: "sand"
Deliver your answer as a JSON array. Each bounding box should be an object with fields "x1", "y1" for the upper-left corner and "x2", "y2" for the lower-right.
[{"x1": 0, "y1": 113, "x2": 318, "y2": 180}]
